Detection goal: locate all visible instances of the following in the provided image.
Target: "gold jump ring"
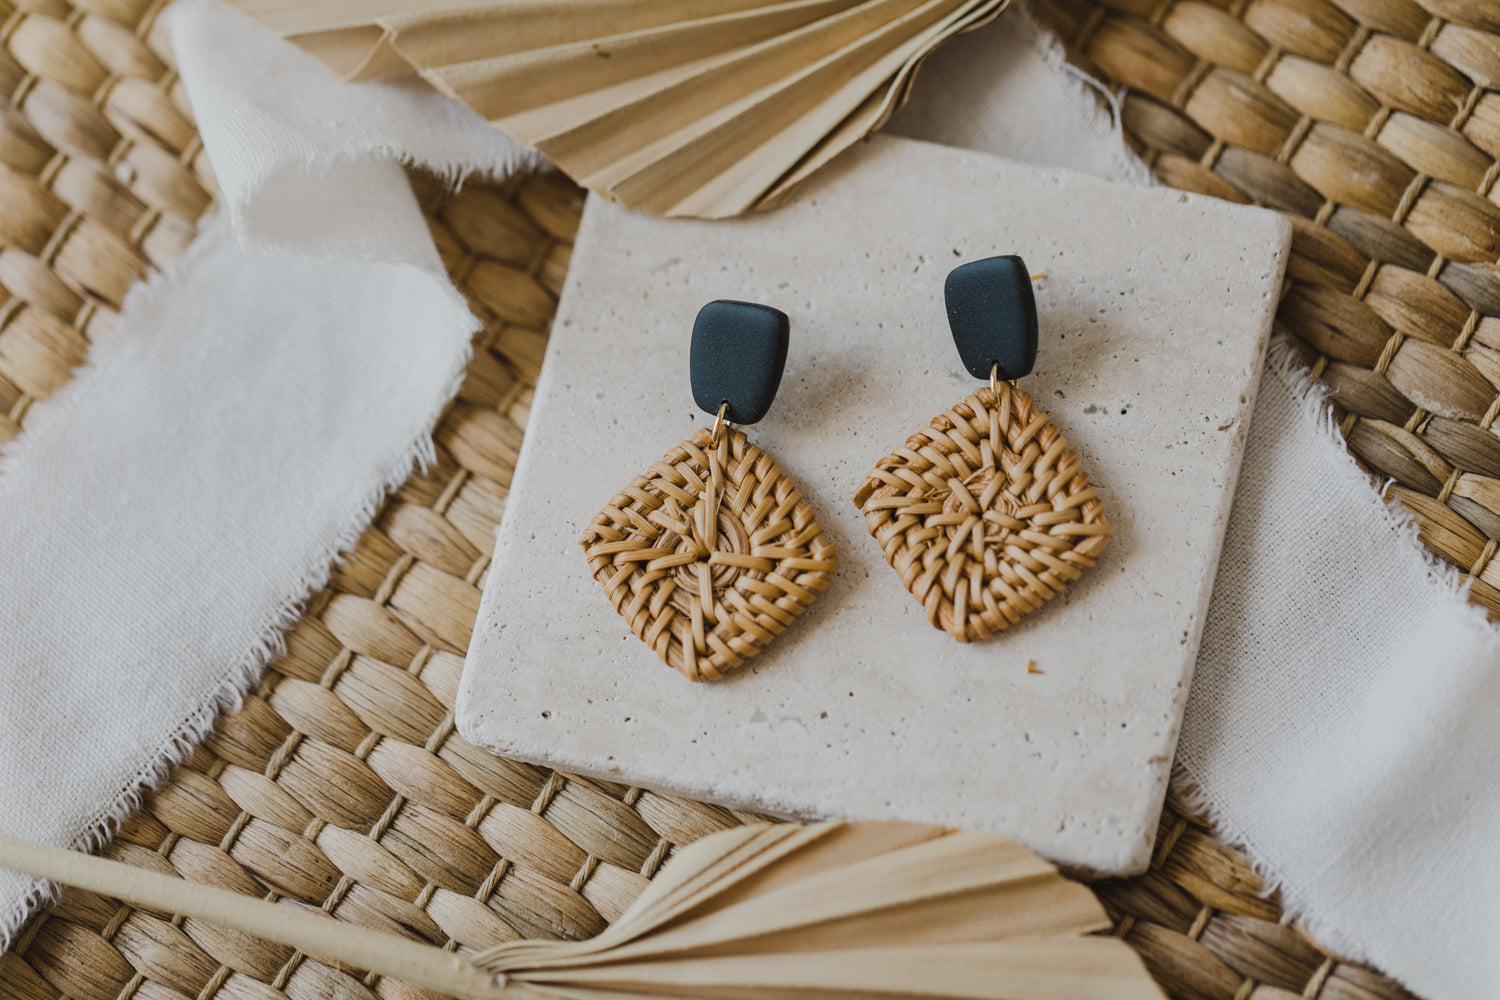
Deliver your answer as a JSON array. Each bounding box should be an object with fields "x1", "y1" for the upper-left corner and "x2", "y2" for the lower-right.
[
  {"x1": 710, "y1": 401, "x2": 728, "y2": 446},
  {"x1": 990, "y1": 363, "x2": 1019, "y2": 399}
]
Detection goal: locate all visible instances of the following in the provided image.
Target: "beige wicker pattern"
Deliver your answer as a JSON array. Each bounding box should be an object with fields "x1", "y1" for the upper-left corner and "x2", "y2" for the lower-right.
[
  {"x1": 0, "y1": 1, "x2": 1429, "y2": 999},
  {"x1": 581, "y1": 425, "x2": 837, "y2": 682},
  {"x1": 1035, "y1": 0, "x2": 1500, "y2": 621},
  {"x1": 0, "y1": 3, "x2": 204, "y2": 448},
  {"x1": 853, "y1": 383, "x2": 1112, "y2": 641}
]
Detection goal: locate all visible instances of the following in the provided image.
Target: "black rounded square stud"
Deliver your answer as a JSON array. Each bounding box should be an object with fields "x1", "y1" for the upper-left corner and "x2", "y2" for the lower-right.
[
  {"x1": 945, "y1": 255, "x2": 1039, "y2": 381},
  {"x1": 690, "y1": 300, "x2": 789, "y2": 425}
]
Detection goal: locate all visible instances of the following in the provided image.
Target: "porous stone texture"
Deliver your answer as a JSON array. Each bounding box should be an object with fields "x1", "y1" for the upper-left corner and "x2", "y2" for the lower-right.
[{"x1": 459, "y1": 135, "x2": 1290, "y2": 876}]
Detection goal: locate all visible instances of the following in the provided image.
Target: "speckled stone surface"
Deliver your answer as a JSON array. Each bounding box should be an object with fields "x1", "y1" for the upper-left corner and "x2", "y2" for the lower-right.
[{"x1": 458, "y1": 135, "x2": 1290, "y2": 877}]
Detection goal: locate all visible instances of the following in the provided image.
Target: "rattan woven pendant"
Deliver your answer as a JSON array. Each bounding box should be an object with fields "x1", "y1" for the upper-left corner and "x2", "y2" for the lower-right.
[
  {"x1": 581, "y1": 301, "x2": 836, "y2": 680},
  {"x1": 237, "y1": 0, "x2": 1009, "y2": 218},
  {"x1": 854, "y1": 258, "x2": 1112, "y2": 641}
]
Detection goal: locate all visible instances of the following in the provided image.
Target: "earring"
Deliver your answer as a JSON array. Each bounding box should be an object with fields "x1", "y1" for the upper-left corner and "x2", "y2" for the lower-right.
[
  {"x1": 853, "y1": 256, "x2": 1112, "y2": 642},
  {"x1": 581, "y1": 301, "x2": 838, "y2": 681}
]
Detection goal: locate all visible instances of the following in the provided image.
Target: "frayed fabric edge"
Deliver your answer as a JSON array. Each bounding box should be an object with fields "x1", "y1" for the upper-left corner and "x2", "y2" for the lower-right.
[
  {"x1": 0, "y1": 218, "x2": 496, "y2": 955},
  {"x1": 1169, "y1": 333, "x2": 1500, "y2": 970},
  {"x1": 0, "y1": 229, "x2": 252, "y2": 947},
  {"x1": 163, "y1": 0, "x2": 549, "y2": 265},
  {"x1": 234, "y1": 146, "x2": 550, "y2": 266},
  {"x1": 1017, "y1": 0, "x2": 1156, "y2": 188}
]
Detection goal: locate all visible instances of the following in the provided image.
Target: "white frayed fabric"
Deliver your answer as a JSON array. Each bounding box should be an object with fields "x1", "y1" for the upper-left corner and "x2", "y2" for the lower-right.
[
  {"x1": 1177, "y1": 338, "x2": 1500, "y2": 1000},
  {"x1": 0, "y1": 0, "x2": 535, "y2": 944}
]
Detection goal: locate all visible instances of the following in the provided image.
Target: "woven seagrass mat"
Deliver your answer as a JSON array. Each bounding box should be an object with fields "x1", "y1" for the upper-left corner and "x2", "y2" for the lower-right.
[{"x1": 0, "y1": 1, "x2": 1459, "y2": 999}]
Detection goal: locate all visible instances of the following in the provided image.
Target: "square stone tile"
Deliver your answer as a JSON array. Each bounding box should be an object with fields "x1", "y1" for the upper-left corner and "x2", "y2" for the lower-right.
[{"x1": 458, "y1": 135, "x2": 1289, "y2": 876}]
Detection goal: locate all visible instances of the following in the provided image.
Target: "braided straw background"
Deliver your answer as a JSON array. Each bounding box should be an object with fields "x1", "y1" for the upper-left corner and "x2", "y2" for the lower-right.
[
  {"x1": 854, "y1": 383, "x2": 1112, "y2": 642},
  {"x1": 0, "y1": 2, "x2": 1428, "y2": 999},
  {"x1": 581, "y1": 425, "x2": 837, "y2": 682},
  {"x1": 1035, "y1": 0, "x2": 1500, "y2": 620}
]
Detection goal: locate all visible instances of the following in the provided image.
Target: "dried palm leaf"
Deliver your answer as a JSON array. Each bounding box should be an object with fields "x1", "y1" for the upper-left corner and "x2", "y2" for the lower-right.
[
  {"x1": 0, "y1": 822, "x2": 1164, "y2": 999},
  {"x1": 231, "y1": 0, "x2": 1009, "y2": 217}
]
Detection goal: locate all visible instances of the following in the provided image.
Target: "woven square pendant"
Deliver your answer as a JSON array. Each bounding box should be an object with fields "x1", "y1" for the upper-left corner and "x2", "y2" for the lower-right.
[
  {"x1": 582, "y1": 426, "x2": 837, "y2": 681},
  {"x1": 853, "y1": 383, "x2": 1112, "y2": 642}
]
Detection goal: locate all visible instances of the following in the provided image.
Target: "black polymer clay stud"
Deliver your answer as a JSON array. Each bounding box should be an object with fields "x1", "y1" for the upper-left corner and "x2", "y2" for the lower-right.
[
  {"x1": 690, "y1": 300, "x2": 791, "y2": 425},
  {"x1": 944, "y1": 254, "x2": 1039, "y2": 381}
]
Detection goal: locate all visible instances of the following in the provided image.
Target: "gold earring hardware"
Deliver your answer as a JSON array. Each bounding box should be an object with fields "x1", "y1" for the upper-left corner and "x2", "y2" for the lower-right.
[{"x1": 709, "y1": 401, "x2": 729, "y2": 447}]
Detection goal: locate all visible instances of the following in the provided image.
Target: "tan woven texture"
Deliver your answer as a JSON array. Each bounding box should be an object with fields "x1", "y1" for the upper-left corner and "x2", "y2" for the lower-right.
[
  {"x1": 0, "y1": 3, "x2": 1426, "y2": 1000},
  {"x1": 853, "y1": 383, "x2": 1112, "y2": 642},
  {"x1": 1035, "y1": 0, "x2": 1500, "y2": 620},
  {"x1": 581, "y1": 425, "x2": 837, "y2": 682}
]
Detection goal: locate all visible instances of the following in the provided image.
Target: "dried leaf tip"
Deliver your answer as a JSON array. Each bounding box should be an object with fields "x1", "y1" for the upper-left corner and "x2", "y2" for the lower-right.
[{"x1": 472, "y1": 820, "x2": 1166, "y2": 999}]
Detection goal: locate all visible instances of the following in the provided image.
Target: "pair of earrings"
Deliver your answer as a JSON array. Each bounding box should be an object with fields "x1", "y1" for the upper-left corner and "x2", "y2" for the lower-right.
[{"x1": 580, "y1": 256, "x2": 1113, "y2": 682}]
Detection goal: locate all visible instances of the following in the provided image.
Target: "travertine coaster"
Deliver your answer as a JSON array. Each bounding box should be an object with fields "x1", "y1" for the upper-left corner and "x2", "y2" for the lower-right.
[{"x1": 459, "y1": 135, "x2": 1289, "y2": 876}]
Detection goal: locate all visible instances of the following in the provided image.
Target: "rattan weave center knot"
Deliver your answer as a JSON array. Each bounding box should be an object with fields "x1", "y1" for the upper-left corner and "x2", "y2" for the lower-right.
[
  {"x1": 853, "y1": 384, "x2": 1112, "y2": 642},
  {"x1": 582, "y1": 426, "x2": 837, "y2": 681},
  {"x1": 936, "y1": 464, "x2": 1025, "y2": 543},
  {"x1": 661, "y1": 502, "x2": 752, "y2": 599}
]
